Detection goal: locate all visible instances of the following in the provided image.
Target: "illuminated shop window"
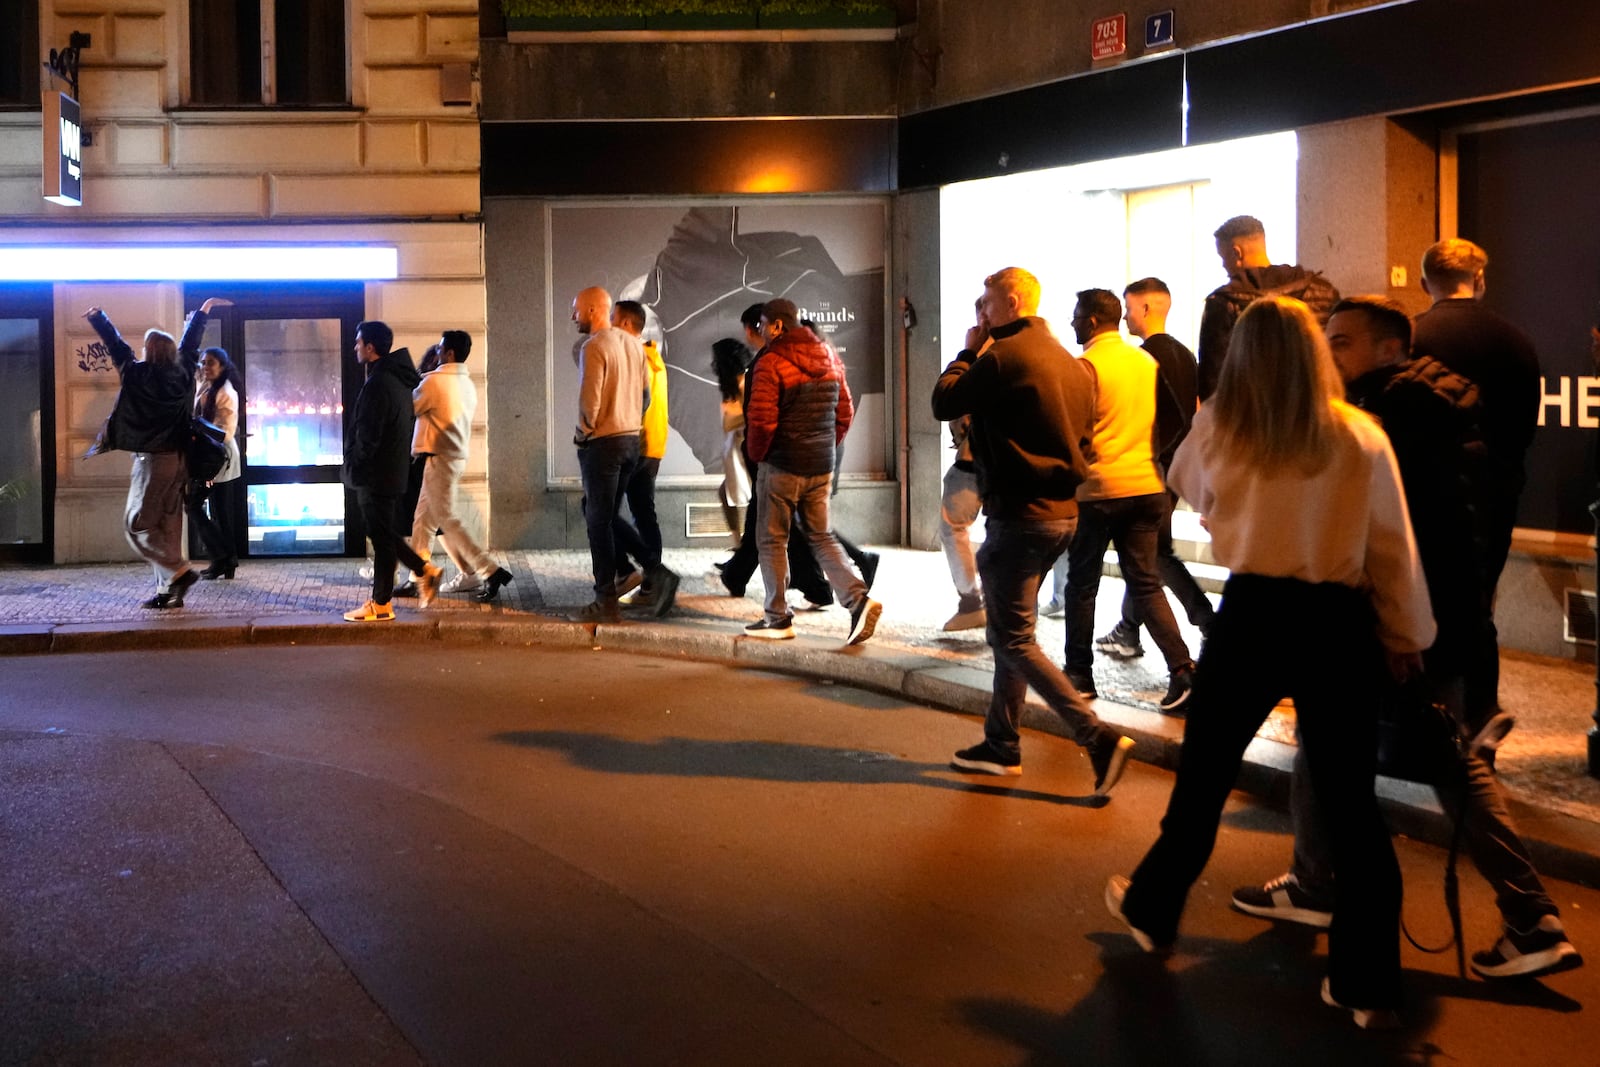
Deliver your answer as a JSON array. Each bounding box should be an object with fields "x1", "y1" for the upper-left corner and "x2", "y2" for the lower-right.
[
  {"x1": 246, "y1": 482, "x2": 344, "y2": 555},
  {"x1": 241, "y1": 318, "x2": 344, "y2": 467}
]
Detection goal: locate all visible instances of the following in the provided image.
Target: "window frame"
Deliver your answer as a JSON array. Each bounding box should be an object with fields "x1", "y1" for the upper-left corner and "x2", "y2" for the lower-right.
[{"x1": 181, "y1": 0, "x2": 354, "y2": 110}]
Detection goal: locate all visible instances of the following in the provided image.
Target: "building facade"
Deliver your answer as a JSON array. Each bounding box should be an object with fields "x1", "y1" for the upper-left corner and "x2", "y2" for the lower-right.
[{"x1": 0, "y1": 1, "x2": 483, "y2": 565}]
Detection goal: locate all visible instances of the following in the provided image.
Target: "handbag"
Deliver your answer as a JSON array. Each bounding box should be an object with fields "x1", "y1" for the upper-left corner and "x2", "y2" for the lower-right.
[{"x1": 187, "y1": 416, "x2": 229, "y2": 482}]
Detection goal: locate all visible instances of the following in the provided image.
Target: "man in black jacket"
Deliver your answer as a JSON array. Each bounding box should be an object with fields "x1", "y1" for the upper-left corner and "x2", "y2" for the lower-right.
[
  {"x1": 342, "y1": 320, "x2": 441, "y2": 621},
  {"x1": 931, "y1": 267, "x2": 1134, "y2": 796},
  {"x1": 1413, "y1": 238, "x2": 1542, "y2": 742},
  {"x1": 1198, "y1": 215, "x2": 1340, "y2": 400}
]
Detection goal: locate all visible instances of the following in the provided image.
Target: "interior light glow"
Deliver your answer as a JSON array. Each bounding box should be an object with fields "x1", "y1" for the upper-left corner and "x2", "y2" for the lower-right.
[{"x1": 0, "y1": 245, "x2": 399, "y2": 281}]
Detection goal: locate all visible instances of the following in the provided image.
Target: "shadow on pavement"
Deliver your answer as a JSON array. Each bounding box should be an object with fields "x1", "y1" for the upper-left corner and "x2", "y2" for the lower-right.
[{"x1": 491, "y1": 730, "x2": 1109, "y2": 807}]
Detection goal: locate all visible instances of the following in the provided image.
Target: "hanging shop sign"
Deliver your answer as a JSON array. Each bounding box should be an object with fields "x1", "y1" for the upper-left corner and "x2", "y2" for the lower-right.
[{"x1": 42, "y1": 92, "x2": 83, "y2": 206}]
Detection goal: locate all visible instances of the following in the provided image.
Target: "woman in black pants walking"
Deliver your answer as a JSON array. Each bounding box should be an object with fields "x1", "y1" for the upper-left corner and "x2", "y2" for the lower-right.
[{"x1": 1105, "y1": 296, "x2": 1436, "y2": 1030}]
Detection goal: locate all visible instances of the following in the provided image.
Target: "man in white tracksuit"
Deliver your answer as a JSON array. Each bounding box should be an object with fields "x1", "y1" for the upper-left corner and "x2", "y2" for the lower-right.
[{"x1": 408, "y1": 330, "x2": 516, "y2": 602}]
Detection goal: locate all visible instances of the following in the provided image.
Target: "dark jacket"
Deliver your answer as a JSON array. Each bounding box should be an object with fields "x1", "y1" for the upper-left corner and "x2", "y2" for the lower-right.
[
  {"x1": 342, "y1": 347, "x2": 421, "y2": 494},
  {"x1": 1142, "y1": 332, "x2": 1197, "y2": 470},
  {"x1": 1410, "y1": 298, "x2": 1541, "y2": 494},
  {"x1": 1346, "y1": 355, "x2": 1487, "y2": 668},
  {"x1": 87, "y1": 308, "x2": 206, "y2": 455},
  {"x1": 1197, "y1": 264, "x2": 1340, "y2": 400},
  {"x1": 931, "y1": 316, "x2": 1098, "y2": 523},
  {"x1": 745, "y1": 326, "x2": 852, "y2": 476}
]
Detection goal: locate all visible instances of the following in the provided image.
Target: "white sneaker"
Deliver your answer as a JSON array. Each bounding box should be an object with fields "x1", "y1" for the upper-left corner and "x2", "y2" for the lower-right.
[
  {"x1": 440, "y1": 572, "x2": 483, "y2": 594},
  {"x1": 358, "y1": 561, "x2": 374, "y2": 580}
]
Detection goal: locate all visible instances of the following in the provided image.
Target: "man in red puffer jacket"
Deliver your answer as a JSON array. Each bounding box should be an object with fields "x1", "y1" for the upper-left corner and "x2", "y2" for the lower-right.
[{"x1": 743, "y1": 298, "x2": 881, "y2": 645}]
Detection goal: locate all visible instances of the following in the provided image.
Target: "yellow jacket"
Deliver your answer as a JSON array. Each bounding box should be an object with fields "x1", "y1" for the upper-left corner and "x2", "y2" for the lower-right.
[{"x1": 641, "y1": 340, "x2": 669, "y2": 460}]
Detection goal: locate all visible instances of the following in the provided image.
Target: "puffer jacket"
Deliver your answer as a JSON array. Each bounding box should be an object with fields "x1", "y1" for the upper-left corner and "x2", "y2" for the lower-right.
[
  {"x1": 1198, "y1": 264, "x2": 1340, "y2": 400},
  {"x1": 745, "y1": 326, "x2": 852, "y2": 476},
  {"x1": 86, "y1": 308, "x2": 206, "y2": 455},
  {"x1": 343, "y1": 347, "x2": 421, "y2": 494}
]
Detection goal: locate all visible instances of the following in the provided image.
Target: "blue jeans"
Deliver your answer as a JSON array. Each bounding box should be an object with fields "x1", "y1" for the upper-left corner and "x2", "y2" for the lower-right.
[
  {"x1": 756, "y1": 464, "x2": 865, "y2": 625},
  {"x1": 977, "y1": 517, "x2": 1109, "y2": 758},
  {"x1": 1065, "y1": 493, "x2": 1194, "y2": 673},
  {"x1": 577, "y1": 433, "x2": 640, "y2": 600}
]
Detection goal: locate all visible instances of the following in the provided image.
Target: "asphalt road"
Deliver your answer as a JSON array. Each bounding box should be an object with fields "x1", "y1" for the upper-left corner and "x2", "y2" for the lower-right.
[{"x1": 2, "y1": 645, "x2": 1595, "y2": 1066}]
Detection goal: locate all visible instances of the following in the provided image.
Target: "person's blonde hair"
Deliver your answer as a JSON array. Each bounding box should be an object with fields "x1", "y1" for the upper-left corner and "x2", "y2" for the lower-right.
[
  {"x1": 142, "y1": 329, "x2": 178, "y2": 365},
  {"x1": 1208, "y1": 296, "x2": 1347, "y2": 474},
  {"x1": 1421, "y1": 238, "x2": 1487, "y2": 290},
  {"x1": 983, "y1": 266, "x2": 1041, "y2": 316}
]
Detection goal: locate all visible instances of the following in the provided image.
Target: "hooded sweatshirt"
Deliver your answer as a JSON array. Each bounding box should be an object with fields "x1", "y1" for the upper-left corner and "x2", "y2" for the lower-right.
[
  {"x1": 745, "y1": 325, "x2": 852, "y2": 476},
  {"x1": 343, "y1": 347, "x2": 421, "y2": 494}
]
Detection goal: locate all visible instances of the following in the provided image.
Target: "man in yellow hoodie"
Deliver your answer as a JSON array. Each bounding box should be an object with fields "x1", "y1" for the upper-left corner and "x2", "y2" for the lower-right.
[{"x1": 610, "y1": 300, "x2": 679, "y2": 616}]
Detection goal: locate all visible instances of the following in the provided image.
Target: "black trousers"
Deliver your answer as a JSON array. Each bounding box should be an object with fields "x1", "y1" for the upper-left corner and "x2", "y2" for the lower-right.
[
  {"x1": 358, "y1": 488, "x2": 429, "y2": 604},
  {"x1": 186, "y1": 480, "x2": 237, "y2": 565},
  {"x1": 1121, "y1": 575, "x2": 1402, "y2": 1010}
]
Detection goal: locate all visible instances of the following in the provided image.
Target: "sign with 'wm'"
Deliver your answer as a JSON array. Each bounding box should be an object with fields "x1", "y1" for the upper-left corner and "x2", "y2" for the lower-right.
[{"x1": 43, "y1": 92, "x2": 83, "y2": 206}]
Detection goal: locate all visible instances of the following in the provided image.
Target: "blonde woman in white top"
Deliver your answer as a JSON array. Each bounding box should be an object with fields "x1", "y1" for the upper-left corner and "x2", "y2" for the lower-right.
[
  {"x1": 1106, "y1": 296, "x2": 1434, "y2": 1030},
  {"x1": 189, "y1": 347, "x2": 243, "y2": 579}
]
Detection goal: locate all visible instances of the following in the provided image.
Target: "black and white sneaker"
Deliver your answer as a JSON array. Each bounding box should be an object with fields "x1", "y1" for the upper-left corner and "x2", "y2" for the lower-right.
[
  {"x1": 1231, "y1": 872, "x2": 1334, "y2": 928},
  {"x1": 1320, "y1": 977, "x2": 1400, "y2": 1031},
  {"x1": 1066, "y1": 669, "x2": 1099, "y2": 700},
  {"x1": 744, "y1": 617, "x2": 795, "y2": 640},
  {"x1": 1471, "y1": 915, "x2": 1583, "y2": 979},
  {"x1": 1105, "y1": 875, "x2": 1170, "y2": 955},
  {"x1": 950, "y1": 740, "x2": 1022, "y2": 776},
  {"x1": 1088, "y1": 730, "x2": 1135, "y2": 796},
  {"x1": 1469, "y1": 710, "x2": 1517, "y2": 762},
  {"x1": 846, "y1": 598, "x2": 882, "y2": 646},
  {"x1": 1095, "y1": 620, "x2": 1145, "y2": 659},
  {"x1": 1159, "y1": 666, "x2": 1195, "y2": 713}
]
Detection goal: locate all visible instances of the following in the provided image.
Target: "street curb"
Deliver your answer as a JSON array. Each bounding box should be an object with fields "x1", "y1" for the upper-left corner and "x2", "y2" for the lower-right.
[{"x1": 5, "y1": 611, "x2": 1598, "y2": 891}]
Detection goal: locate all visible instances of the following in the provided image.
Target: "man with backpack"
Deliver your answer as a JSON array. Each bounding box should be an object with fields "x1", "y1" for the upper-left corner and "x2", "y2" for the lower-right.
[{"x1": 1198, "y1": 215, "x2": 1341, "y2": 401}]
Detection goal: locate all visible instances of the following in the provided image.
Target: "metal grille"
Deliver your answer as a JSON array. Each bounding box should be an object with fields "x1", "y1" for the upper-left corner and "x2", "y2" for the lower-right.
[
  {"x1": 685, "y1": 502, "x2": 729, "y2": 538},
  {"x1": 1565, "y1": 588, "x2": 1597, "y2": 645}
]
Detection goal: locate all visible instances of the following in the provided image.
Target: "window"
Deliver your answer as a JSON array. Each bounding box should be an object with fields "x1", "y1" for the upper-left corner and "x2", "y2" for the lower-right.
[
  {"x1": 0, "y1": 2, "x2": 42, "y2": 109},
  {"x1": 189, "y1": 0, "x2": 347, "y2": 107}
]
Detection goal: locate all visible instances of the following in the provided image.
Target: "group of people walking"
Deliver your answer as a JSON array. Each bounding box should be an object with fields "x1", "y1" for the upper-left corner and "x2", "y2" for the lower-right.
[{"x1": 931, "y1": 219, "x2": 1576, "y2": 1032}]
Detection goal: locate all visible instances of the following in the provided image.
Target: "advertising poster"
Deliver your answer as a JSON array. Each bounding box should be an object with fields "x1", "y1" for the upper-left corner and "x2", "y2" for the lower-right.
[{"x1": 548, "y1": 201, "x2": 887, "y2": 483}]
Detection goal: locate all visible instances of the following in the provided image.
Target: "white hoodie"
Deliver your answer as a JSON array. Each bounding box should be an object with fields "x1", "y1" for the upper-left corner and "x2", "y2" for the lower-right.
[{"x1": 412, "y1": 362, "x2": 476, "y2": 460}]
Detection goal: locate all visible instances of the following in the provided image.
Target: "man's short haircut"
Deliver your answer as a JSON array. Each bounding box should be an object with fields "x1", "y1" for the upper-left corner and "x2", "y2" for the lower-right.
[
  {"x1": 1331, "y1": 295, "x2": 1413, "y2": 351},
  {"x1": 983, "y1": 266, "x2": 1041, "y2": 315},
  {"x1": 612, "y1": 300, "x2": 646, "y2": 334},
  {"x1": 1076, "y1": 288, "x2": 1123, "y2": 326},
  {"x1": 1213, "y1": 215, "x2": 1266, "y2": 242},
  {"x1": 1124, "y1": 276, "x2": 1171, "y2": 297},
  {"x1": 1421, "y1": 238, "x2": 1488, "y2": 289},
  {"x1": 761, "y1": 298, "x2": 801, "y2": 330},
  {"x1": 740, "y1": 302, "x2": 766, "y2": 330},
  {"x1": 356, "y1": 320, "x2": 393, "y2": 356},
  {"x1": 441, "y1": 329, "x2": 472, "y2": 363}
]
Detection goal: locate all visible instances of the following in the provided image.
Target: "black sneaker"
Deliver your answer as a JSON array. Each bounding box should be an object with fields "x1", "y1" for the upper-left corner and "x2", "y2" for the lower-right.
[
  {"x1": 650, "y1": 568, "x2": 680, "y2": 618},
  {"x1": 570, "y1": 599, "x2": 623, "y2": 624},
  {"x1": 1320, "y1": 977, "x2": 1400, "y2": 1031},
  {"x1": 1088, "y1": 730, "x2": 1135, "y2": 796},
  {"x1": 846, "y1": 598, "x2": 882, "y2": 646},
  {"x1": 950, "y1": 740, "x2": 1021, "y2": 776},
  {"x1": 1066, "y1": 669, "x2": 1099, "y2": 700},
  {"x1": 1095, "y1": 620, "x2": 1145, "y2": 659},
  {"x1": 859, "y1": 551, "x2": 881, "y2": 591},
  {"x1": 1230, "y1": 872, "x2": 1333, "y2": 928},
  {"x1": 744, "y1": 617, "x2": 795, "y2": 640},
  {"x1": 1470, "y1": 915, "x2": 1583, "y2": 979},
  {"x1": 475, "y1": 566, "x2": 515, "y2": 603},
  {"x1": 1469, "y1": 710, "x2": 1517, "y2": 762},
  {"x1": 1159, "y1": 666, "x2": 1195, "y2": 713}
]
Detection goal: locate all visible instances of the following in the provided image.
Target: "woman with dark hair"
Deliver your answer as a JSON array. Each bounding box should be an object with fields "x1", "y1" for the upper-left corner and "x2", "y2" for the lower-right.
[
  {"x1": 188, "y1": 346, "x2": 244, "y2": 579},
  {"x1": 712, "y1": 337, "x2": 752, "y2": 547},
  {"x1": 84, "y1": 297, "x2": 232, "y2": 608},
  {"x1": 1105, "y1": 296, "x2": 1434, "y2": 1029}
]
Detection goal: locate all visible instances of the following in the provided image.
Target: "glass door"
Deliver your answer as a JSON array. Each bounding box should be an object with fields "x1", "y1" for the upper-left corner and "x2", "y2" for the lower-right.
[
  {"x1": 0, "y1": 285, "x2": 54, "y2": 563},
  {"x1": 188, "y1": 283, "x2": 365, "y2": 557}
]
